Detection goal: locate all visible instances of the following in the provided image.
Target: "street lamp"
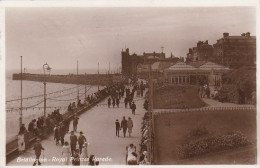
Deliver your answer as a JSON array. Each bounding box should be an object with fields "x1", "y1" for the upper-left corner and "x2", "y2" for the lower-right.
[{"x1": 43, "y1": 62, "x2": 51, "y2": 117}]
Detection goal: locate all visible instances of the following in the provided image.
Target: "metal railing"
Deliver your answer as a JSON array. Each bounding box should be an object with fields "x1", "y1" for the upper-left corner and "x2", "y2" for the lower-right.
[{"x1": 154, "y1": 106, "x2": 256, "y2": 116}]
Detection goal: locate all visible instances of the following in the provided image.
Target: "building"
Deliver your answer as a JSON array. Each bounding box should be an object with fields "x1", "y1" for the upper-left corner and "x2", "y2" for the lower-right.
[
  {"x1": 121, "y1": 48, "x2": 179, "y2": 76},
  {"x1": 212, "y1": 32, "x2": 256, "y2": 68},
  {"x1": 121, "y1": 48, "x2": 143, "y2": 75},
  {"x1": 186, "y1": 40, "x2": 214, "y2": 63},
  {"x1": 164, "y1": 61, "x2": 229, "y2": 86}
]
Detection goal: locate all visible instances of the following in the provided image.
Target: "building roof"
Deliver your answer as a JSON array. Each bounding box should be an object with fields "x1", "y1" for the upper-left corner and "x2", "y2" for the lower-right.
[
  {"x1": 188, "y1": 61, "x2": 207, "y2": 68},
  {"x1": 198, "y1": 61, "x2": 229, "y2": 70},
  {"x1": 168, "y1": 62, "x2": 196, "y2": 71},
  {"x1": 152, "y1": 61, "x2": 173, "y2": 70},
  {"x1": 224, "y1": 36, "x2": 256, "y2": 39}
]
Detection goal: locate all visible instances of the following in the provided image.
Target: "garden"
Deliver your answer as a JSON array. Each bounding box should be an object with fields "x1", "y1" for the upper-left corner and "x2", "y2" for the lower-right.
[
  {"x1": 154, "y1": 109, "x2": 256, "y2": 164},
  {"x1": 153, "y1": 85, "x2": 206, "y2": 109}
]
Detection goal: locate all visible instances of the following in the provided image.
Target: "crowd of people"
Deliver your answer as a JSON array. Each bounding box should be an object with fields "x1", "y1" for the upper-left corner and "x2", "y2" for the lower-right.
[
  {"x1": 16, "y1": 77, "x2": 152, "y2": 166},
  {"x1": 17, "y1": 85, "x2": 112, "y2": 165},
  {"x1": 107, "y1": 80, "x2": 146, "y2": 115},
  {"x1": 138, "y1": 112, "x2": 151, "y2": 165}
]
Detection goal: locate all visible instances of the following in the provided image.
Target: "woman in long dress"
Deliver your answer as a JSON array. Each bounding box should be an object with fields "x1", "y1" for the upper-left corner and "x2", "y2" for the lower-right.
[
  {"x1": 61, "y1": 141, "x2": 71, "y2": 165},
  {"x1": 80, "y1": 142, "x2": 89, "y2": 165},
  {"x1": 126, "y1": 144, "x2": 137, "y2": 165},
  {"x1": 18, "y1": 131, "x2": 25, "y2": 154}
]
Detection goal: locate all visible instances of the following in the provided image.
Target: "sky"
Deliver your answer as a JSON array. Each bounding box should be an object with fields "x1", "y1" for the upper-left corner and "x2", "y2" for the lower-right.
[{"x1": 6, "y1": 7, "x2": 256, "y2": 73}]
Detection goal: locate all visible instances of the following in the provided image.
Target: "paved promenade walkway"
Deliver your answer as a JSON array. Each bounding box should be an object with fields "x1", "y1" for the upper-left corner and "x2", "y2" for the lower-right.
[{"x1": 7, "y1": 90, "x2": 146, "y2": 166}]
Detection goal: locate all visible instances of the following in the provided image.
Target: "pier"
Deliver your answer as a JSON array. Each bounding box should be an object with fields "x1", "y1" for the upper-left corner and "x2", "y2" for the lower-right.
[{"x1": 12, "y1": 73, "x2": 123, "y2": 86}]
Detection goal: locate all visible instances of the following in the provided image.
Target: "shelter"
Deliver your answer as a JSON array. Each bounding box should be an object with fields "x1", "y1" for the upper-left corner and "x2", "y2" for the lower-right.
[{"x1": 164, "y1": 61, "x2": 229, "y2": 86}]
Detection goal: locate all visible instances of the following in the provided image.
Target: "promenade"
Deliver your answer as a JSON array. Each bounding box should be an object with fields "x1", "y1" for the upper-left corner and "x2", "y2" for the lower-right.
[{"x1": 7, "y1": 90, "x2": 146, "y2": 166}]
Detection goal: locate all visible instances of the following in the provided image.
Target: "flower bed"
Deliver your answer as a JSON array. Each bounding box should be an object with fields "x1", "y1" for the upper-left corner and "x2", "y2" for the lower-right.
[{"x1": 177, "y1": 131, "x2": 251, "y2": 159}]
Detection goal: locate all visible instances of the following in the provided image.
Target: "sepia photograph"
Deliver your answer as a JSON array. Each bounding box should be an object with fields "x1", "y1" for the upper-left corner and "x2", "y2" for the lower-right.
[{"x1": 4, "y1": 6, "x2": 257, "y2": 166}]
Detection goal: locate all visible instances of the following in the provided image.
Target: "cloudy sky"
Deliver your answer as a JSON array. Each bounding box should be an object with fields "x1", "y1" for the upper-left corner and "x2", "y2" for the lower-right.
[{"x1": 6, "y1": 7, "x2": 256, "y2": 73}]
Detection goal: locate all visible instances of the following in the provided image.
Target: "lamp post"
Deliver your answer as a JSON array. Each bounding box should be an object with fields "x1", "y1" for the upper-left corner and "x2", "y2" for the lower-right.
[
  {"x1": 43, "y1": 62, "x2": 51, "y2": 117},
  {"x1": 19, "y1": 56, "x2": 23, "y2": 128}
]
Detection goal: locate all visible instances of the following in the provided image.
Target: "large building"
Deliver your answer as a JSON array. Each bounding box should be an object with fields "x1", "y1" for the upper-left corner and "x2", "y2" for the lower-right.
[
  {"x1": 121, "y1": 48, "x2": 179, "y2": 76},
  {"x1": 212, "y1": 32, "x2": 256, "y2": 68},
  {"x1": 186, "y1": 40, "x2": 214, "y2": 63}
]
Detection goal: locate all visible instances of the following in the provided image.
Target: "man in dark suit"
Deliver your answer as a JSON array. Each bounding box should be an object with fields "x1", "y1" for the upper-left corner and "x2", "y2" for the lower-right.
[
  {"x1": 78, "y1": 131, "x2": 87, "y2": 154},
  {"x1": 121, "y1": 117, "x2": 128, "y2": 137},
  {"x1": 131, "y1": 102, "x2": 136, "y2": 115},
  {"x1": 115, "y1": 119, "x2": 120, "y2": 137},
  {"x1": 70, "y1": 131, "x2": 77, "y2": 156}
]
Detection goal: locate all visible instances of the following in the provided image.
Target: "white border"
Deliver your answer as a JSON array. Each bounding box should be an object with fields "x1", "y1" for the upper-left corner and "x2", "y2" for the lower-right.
[{"x1": 0, "y1": 0, "x2": 259, "y2": 168}]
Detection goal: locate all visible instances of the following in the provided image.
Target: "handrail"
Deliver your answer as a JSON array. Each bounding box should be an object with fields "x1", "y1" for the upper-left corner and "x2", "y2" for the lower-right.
[{"x1": 6, "y1": 92, "x2": 110, "y2": 163}]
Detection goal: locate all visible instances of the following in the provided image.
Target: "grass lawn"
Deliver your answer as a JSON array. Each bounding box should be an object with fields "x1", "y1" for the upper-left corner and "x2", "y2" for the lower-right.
[
  {"x1": 154, "y1": 109, "x2": 256, "y2": 164},
  {"x1": 153, "y1": 85, "x2": 206, "y2": 109}
]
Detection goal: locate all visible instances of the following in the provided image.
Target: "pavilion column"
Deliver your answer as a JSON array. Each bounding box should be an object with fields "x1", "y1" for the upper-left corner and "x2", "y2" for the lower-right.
[
  {"x1": 189, "y1": 75, "x2": 191, "y2": 84},
  {"x1": 177, "y1": 75, "x2": 179, "y2": 84}
]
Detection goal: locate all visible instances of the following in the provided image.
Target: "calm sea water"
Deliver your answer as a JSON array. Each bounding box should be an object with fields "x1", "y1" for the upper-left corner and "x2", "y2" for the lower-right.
[{"x1": 6, "y1": 70, "x2": 103, "y2": 142}]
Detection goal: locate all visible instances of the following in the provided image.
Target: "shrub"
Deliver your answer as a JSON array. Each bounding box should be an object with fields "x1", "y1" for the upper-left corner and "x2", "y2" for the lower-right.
[{"x1": 177, "y1": 131, "x2": 251, "y2": 159}]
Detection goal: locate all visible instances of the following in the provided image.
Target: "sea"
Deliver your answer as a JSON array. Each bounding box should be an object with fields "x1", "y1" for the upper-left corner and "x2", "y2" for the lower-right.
[{"x1": 5, "y1": 69, "x2": 105, "y2": 142}]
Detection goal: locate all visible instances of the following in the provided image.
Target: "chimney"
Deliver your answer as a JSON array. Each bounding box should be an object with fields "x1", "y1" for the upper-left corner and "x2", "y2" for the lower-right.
[
  {"x1": 241, "y1": 33, "x2": 245, "y2": 36},
  {"x1": 223, "y1": 33, "x2": 229, "y2": 38},
  {"x1": 197, "y1": 41, "x2": 203, "y2": 47},
  {"x1": 205, "y1": 40, "x2": 208, "y2": 44},
  {"x1": 189, "y1": 48, "x2": 192, "y2": 53},
  {"x1": 246, "y1": 32, "x2": 250, "y2": 37}
]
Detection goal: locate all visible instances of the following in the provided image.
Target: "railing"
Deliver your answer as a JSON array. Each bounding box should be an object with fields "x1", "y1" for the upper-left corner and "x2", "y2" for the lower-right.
[
  {"x1": 154, "y1": 106, "x2": 256, "y2": 116},
  {"x1": 6, "y1": 91, "x2": 110, "y2": 163}
]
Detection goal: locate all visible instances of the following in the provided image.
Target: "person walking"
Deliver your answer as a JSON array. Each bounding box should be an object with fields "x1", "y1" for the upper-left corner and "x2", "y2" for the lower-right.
[
  {"x1": 81, "y1": 142, "x2": 89, "y2": 165},
  {"x1": 54, "y1": 125, "x2": 60, "y2": 145},
  {"x1": 78, "y1": 131, "x2": 87, "y2": 154},
  {"x1": 59, "y1": 122, "x2": 66, "y2": 146},
  {"x1": 127, "y1": 117, "x2": 133, "y2": 137},
  {"x1": 73, "y1": 116, "x2": 79, "y2": 132},
  {"x1": 70, "y1": 131, "x2": 78, "y2": 156},
  {"x1": 17, "y1": 131, "x2": 25, "y2": 154},
  {"x1": 131, "y1": 102, "x2": 136, "y2": 115},
  {"x1": 124, "y1": 97, "x2": 128, "y2": 108},
  {"x1": 108, "y1": 97, "x2": 111, "y2": 108},
  {"x1": 115, "y1": 119, "x2": 120, "y2": 137},
  {"x1": 64, "y1": 118, "x2": 70, "y2": 133},
  {"x1": 121, "y1": 117, "x2": 128, "y2": 138},
  {"x1": 116, "y1": 98, "x2": 120, "y2": 107},
  {"x1": 61, "y1": 141, "x2": 71, "y2": 165},
  {"x1": 112, "y1": 98, "x2": 116, "y2": 108},
  {"x1": 32, "y1": 139, "x2": 44, "y2": 166}
]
